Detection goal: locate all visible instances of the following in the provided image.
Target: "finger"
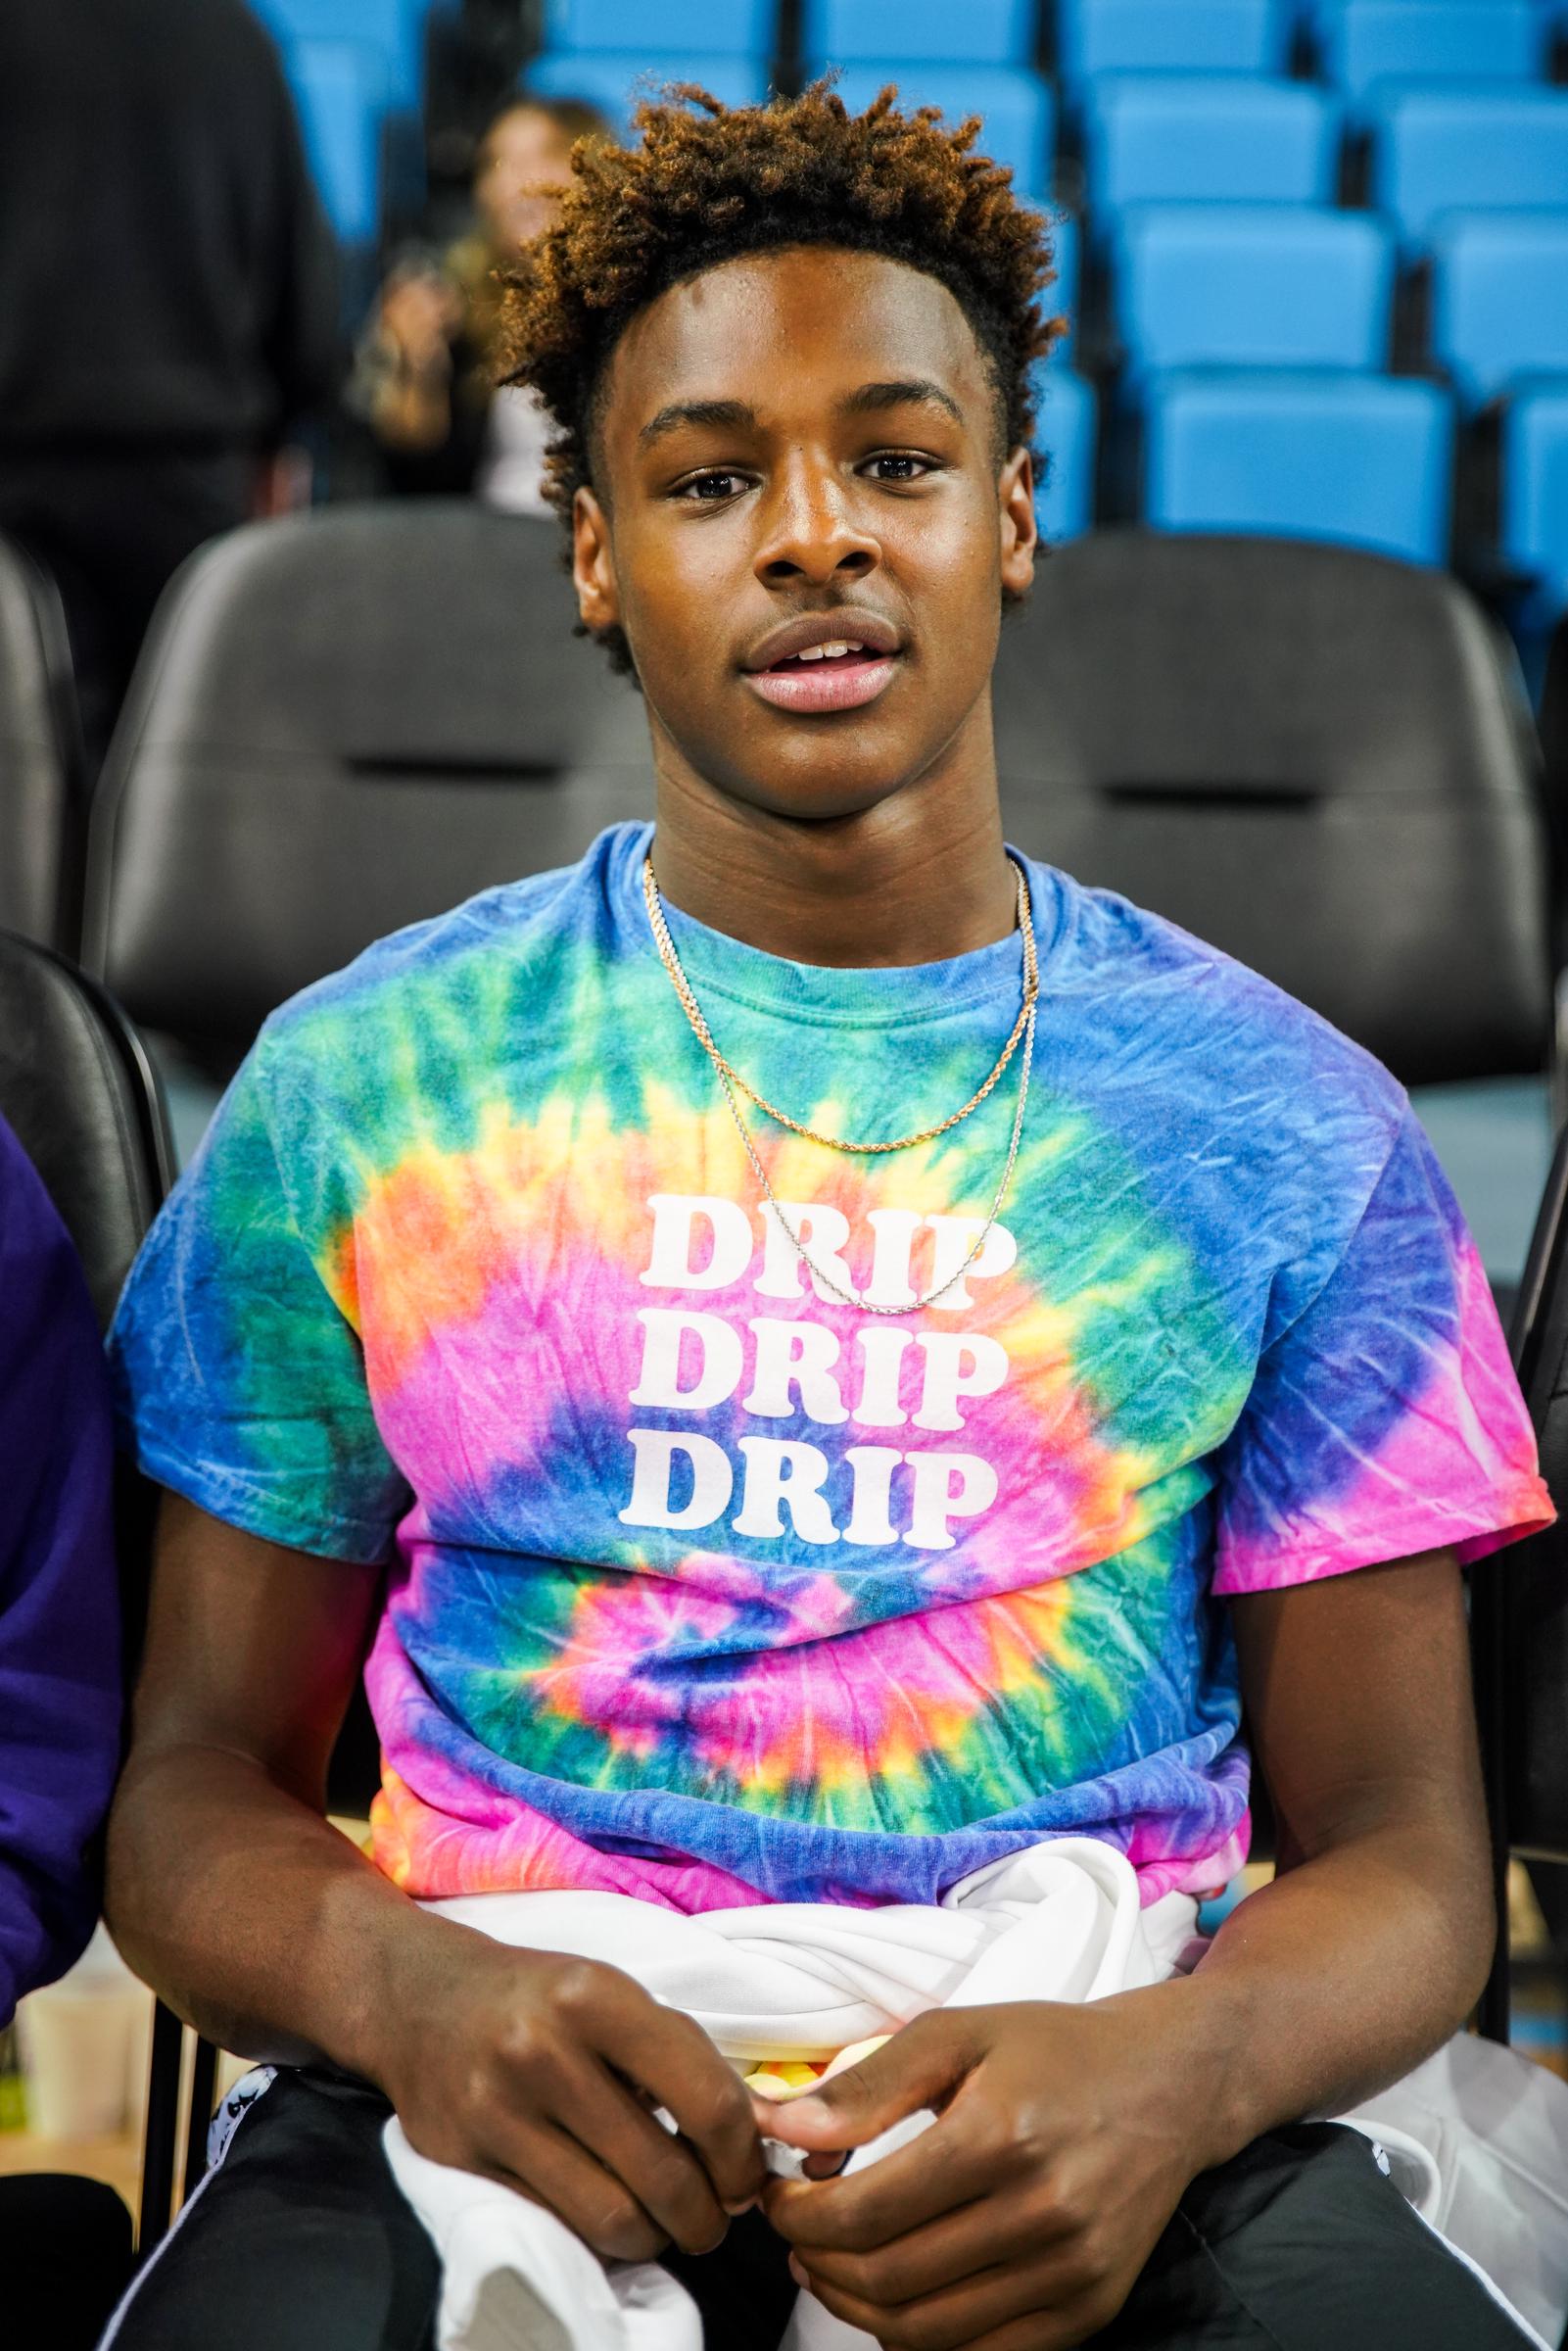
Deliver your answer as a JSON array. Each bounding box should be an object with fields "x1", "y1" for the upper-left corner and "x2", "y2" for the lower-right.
[
  {"x1": 553, "y1": 2057, "x2": 731, "y2": 2256},
  {"x1": 760, "y1": 2013, "x2": 979, "y2": 2153},
  {"x1": 764, "y1": 2114, "x2": 1002, "y2": 2254},
  {"x1": 594, "y1": 1996, "x2": 765, "y2": 2209},
  {"x1": 485, "y1": 2117, "x2": 666, "y2": 2265},
  {"x1": 794, "y1": 2255, "x2": 1097, "y2": 2351},
  {"x1": 792, "y1": 2190, "x2": 1061, "y2": 2308}
]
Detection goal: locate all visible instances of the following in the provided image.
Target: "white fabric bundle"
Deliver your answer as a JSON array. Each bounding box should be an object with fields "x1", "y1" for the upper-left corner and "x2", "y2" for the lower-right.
[{"x1": 377, "y1": 1841, "x2": 1567, "y2": 2351}]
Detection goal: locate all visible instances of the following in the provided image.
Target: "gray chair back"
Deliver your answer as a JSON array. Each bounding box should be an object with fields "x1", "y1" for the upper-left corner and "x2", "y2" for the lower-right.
[
  {"x1": 0, "y1": 535, "x2": 80, "y2": 950},
  {"x1": 993, "y1": 532, "x2": 1551, "y2": 1085},
  {"x1": 83, "y1": 504, "x2": 650, "y2": 1066}
]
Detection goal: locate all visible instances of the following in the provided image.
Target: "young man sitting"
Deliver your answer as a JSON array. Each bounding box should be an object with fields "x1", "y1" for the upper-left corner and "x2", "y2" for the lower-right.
[{"x1": 105, "y1": 86, "x2": 1556, "y2": 2351}]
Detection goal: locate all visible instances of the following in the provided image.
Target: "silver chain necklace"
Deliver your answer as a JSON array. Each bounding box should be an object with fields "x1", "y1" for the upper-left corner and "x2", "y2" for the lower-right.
[{"x1": 642, "y1": 857, "x2": 1037, "y2": 1317}]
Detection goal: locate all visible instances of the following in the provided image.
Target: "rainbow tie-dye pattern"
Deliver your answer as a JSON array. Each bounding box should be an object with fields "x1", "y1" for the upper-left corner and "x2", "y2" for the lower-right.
[{"x1": 110, "y1": 825, "x2": 1551, "y2": 1913}]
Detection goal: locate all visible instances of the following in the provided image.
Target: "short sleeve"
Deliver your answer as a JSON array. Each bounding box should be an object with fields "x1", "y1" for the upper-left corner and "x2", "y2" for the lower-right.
[
  {"x1": 109, "y1": 1035, "x2": 411, "y2": 1563},
  {"x1": 1212, "y1": 1107, "x2": 1554, "y2": 1596}
]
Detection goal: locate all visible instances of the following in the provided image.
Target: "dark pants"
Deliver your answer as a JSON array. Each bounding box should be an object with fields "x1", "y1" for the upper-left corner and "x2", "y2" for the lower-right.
[
  {"x1": 106, "y1": 2067, "x2": 1537, "y2": 2351},
  {"x1": 0, "y1": 2170, "x2": 134, "y2": 2349},
  {"x1": 0, "y1": 446, "x2": 252, "y2": 775}
]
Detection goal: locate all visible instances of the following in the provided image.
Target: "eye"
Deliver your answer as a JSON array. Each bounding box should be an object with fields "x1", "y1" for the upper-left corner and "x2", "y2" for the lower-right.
[
  {"x1": 675, "y1": 469, "x2": 751, "y2": 503},
  {"x1": 863, "y1": 453, "x2": 936, "y2": 483}
]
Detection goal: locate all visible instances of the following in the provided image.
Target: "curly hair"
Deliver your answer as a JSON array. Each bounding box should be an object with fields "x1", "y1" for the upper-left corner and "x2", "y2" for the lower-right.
[{"x1": 497, "y1": 82, "x2": 1062, "y2": 670}]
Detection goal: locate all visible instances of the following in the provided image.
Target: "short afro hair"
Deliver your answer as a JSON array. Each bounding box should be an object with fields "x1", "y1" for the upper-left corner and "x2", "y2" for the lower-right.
[{"x1": 497, "y1": 82, "x2": 1062, "y2": 670}]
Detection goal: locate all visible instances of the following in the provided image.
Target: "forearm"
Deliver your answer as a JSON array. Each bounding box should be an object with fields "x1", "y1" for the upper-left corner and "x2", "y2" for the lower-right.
[
  {"x1": 106, "y1": 1740, "x2": 467, "y2": 2081},
  {"x1": 1142, "y1": 1812, "x2": 1493, "y2": 2171}
]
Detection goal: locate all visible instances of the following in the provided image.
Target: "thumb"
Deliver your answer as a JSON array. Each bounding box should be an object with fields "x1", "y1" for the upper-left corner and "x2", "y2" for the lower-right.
[{"x1": 757, "y1": 2014, "x2": 978, "y2": 2152}]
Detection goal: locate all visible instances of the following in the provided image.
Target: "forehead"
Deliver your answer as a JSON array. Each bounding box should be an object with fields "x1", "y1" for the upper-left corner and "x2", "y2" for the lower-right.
[
  {"x1": 486, "y1": 108, "x2": 571, "y2": 172},
  {"x1": 599, "y1": 245, "x2": 995, "y2": 439}
]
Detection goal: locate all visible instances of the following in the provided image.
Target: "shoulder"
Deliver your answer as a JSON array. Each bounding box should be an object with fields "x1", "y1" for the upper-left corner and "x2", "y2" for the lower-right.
[{"x1": 246, "y1": 823, "x2": 641, "y2": 1116}]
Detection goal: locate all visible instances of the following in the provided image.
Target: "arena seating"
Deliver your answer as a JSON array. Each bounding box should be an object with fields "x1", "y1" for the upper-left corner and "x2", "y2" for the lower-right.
[
  {"x1": 525, "y1": 47, "x2": 771, "y2": 130},
  {"x1": 1431, "y1": 215, "x2": 1568, "y2": 408},
  {"x1": 0, "y1": 537, "x2": 80, "y2": 953},
  {"x1": 1144, "y1": 372, "x2": 1454, "y2": 560},
  {"x1": 1031, "y1": 366, "x2": 1098, "y2": 539},
  {"x1": 1084, "y1": 74, "x2": 1342, "y2": 211},
  {"x1": 1056, "y1": 0, "x2": 1291, "y2": 89},
  {"x1": 1323, "y1": 0, "x2": 1547, "y2": 112},
  {"x1": 805, "y1": 64, "x2": 1056, "y2": 194},
  {"x1": 1505, "y1": 391, "x2": 1568, "y2": 627},
  {"x1": 1113, "y1": 205, "x2": 1393, "y2": 376},
  {"x1": 287, "y1": 38, "x2": 394, "y2": 246},
  {"x1": 1370, "y1": 88, "x2": 1568, "y2": 248}
]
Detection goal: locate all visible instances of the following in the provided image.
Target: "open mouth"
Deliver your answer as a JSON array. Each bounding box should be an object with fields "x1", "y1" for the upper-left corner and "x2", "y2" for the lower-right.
[{"x1": 746, "y1": 638, "x2": 900, "y2": 714}]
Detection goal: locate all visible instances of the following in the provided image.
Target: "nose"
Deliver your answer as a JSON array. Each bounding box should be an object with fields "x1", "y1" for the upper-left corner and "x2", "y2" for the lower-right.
[{"x1": 754, "y1": 453, "x2": 879, "y2": 591}]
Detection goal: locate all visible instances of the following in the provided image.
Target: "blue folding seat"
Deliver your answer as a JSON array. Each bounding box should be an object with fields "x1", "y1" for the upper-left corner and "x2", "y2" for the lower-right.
[
  {"x1": 1431, "y1": 215, "x2": 1568, "y2": 408},
  {"x1": 1086, "y1": 76, "x2": 1341, "y2": 212},
  {"x1": 253, "y1": 0, "x2": 424, "y2": 109},
  {"x1": 1058, "y1": 0, "x2": 1290, "y2": 88},
  {"x1": 540, "y1": 0, "x2": 775, "y2": 56},
  {"x1": 1144, "y1": 371, "x2": 1455, "y2": 563},
  {"x1": 524, "y1": 51, "x2": 771, "y2": 137},
  {"x1": 1371, "y1": 88, "x2": 1568, "y2": 247},
  {"x1": 820, "y1": 66, "x2": 1055, "y2": 196},
  {"x1": 1503, "y1": 386, "x2": 1568, "y2": 611},
  {"x1": 1042, "y1": 214, "x2": 1080, "y2": 361},
  {"x1": 1032, "y1": 367, "x2": 1098, "y2": 540},
  {"x1": 1324, "y1": 0, "x2": 1545, "y2": 109},
  {"x1": 802, "y1": 0, "x2": 1034, "y2": 66},
  {"x1": 288, "y1": 40, "x2": 390, "y2": 245},
  {"x1": 1114, "y1": 207, "x2": 1394, "y2": 378}
]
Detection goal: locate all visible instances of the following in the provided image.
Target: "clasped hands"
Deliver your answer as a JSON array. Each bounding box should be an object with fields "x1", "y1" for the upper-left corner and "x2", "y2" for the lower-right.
[{"x1": 386, "y1": 1944, "x2": 1218, "y2": 2351}]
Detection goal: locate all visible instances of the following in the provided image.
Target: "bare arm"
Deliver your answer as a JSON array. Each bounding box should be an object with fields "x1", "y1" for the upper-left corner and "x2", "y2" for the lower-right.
[
  {"x1": 108, "y1": 1494, "x2": 765, "y2": 2257},
  {"x1": 765, "y1": 1550, "x2": 1495, "y2": 2349}
]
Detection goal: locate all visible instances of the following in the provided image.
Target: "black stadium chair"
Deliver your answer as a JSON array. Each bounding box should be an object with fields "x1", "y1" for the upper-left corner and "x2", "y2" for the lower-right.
[
  {"x1": 993, "y1": 531, "x2": 1552, "y2": 1089},
  {"x1": 0, "y1": 932, "x2": 178, "y2": 2250},
  {"x1": 0, "y1": 536, "x2": 85, "y2": 955},
  {"x1": 1478, "y1": 1128, "x2": 1568, "y2": 2044},
  {"x1": 82, "y1": 503, "x2": 650, "y2": 1075}
]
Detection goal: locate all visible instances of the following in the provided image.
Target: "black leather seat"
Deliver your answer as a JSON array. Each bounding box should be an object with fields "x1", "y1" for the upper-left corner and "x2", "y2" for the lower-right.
[
  {"x1": 0, "y1": 929, "x2": 172, "y2": 1331},
  {"x1": 993, "y1": 532, "x2": 1552, "y2": 1086},
  {"x1": 1478, "y1": 1133, "x2": 1568, "y2": 2043},
  {"x1": 82, "y1": 503, "x2": 651, "y2": 1070},
  {"x1": 0, "y1": 535, "x2": 83, "y2": 954}
]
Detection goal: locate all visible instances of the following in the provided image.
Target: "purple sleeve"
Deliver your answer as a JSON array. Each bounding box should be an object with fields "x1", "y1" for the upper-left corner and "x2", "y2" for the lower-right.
[
  {"x1": 1213, "y1": 1108, "x2": 1554, "y2": 1596},
  {"x1": 0, "y1": 1118, "x2": 121, "y2": 2024}
]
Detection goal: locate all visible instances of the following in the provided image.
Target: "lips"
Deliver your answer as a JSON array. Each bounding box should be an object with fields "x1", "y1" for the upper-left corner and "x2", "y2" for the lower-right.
[{"x1": 742, "y1": 609, "x2": 903, "y2": 716}]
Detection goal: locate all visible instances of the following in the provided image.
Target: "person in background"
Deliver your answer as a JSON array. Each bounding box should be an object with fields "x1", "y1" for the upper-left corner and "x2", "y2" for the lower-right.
[
  {"x1": 0, "y1": 1114, "x2": 128, "y2": 2345},
  {"x1": 355, "y1": 95, "x2": 609, "y2": 512},
  {"x1": 0, "y1": 0, "x2": 340, "y2": 775}
]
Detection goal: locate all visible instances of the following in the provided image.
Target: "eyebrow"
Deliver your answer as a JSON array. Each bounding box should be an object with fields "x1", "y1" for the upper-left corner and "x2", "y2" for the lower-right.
[
  {"x1": 636, "y1": 378, "x2": 966, "y2": 449},
  {"x1": 838, "y1": 378, "x2": 965, "y2": 426}
]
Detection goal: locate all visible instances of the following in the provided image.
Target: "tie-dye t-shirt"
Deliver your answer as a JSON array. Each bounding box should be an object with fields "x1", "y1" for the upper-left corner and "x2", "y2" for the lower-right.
[{"x1": 109, "y1": 823, "x2": 1550, "y2": 1914}]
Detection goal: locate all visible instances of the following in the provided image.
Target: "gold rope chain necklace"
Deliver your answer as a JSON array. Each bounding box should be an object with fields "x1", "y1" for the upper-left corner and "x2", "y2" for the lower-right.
[{"x1": 641, "y1": 852, "x2": 1039, "y2": 1317}]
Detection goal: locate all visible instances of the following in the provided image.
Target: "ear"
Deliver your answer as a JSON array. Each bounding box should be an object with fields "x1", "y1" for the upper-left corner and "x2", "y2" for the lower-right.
[
  {"x1": 572, "y1": 483, "x2": 621, "y2": 636},
  {"x1": 998, "y1": 445, "x2": 1037, "y2": 596}
]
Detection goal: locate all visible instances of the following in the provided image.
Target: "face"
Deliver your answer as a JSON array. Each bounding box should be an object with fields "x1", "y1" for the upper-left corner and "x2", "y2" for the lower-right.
[
  {"x1": 476, "y1": 108, "x2": 575, "y2": 253},
  {"x1": 572, "y1": 246, "x2": 1037, "y2": 824}
]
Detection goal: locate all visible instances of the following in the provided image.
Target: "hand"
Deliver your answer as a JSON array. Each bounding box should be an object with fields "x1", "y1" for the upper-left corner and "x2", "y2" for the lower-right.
[
  {"x1": 378, "y1": 270, "x2": 461, "y2": 378},
  {"x1": 761, "y1": 1989, "x2": 1225, "y2": 2350},
  {"x1": 376, "y1": 1927, "x2": 765, "y2": 2264}
]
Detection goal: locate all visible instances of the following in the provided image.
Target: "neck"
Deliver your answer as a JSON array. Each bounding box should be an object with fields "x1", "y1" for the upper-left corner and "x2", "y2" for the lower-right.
[{"x1": 647, "y1": 709, "x2": 1016, "y2": 969}]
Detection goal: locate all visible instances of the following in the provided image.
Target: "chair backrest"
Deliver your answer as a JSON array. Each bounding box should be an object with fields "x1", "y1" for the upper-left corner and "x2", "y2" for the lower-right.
[
  {"x1": 1114, "y1": 205, "x2": 1394, "y2": 375},
  {"x1": 1503, "y1": 390, "x2": 1568, "y2": 613},
  {"x1": 1432, "y1": 213, "x2": 1568, "y2": 408},
  {"x1": 1326, "y1": 0, "x2": 1545, "y2": 108},
  {"x1": 990, "y1": 531, "x2": 1550, "y2": 1085},
  {"x1": 1086, "y1": 75, "x2": 1341, "y2": 212},
  {"x1": 1033, "y1": 367, "x2": 1098, "y2": 543},
  {"x1": 523, "y1": 48, "x2": 770, "y2": 134},
  {"x1": 1143, "y1": 372, "x2": 1455, "y2": 564},
  {"x1": 822, "y1": 64, "x2": 1055, "y2": 195},
  {"x1": 542, "y1": 0, "x2": 774, "y2": 54},
  {"x1": 1371, "y1": 87, "x2": 1568, "y2": 247},
  {"x1": 803, "y1": 0, "x2": 1035, "y2": 66},
  {"x1": 0, "y1": 534, "x2": 80, "y2": 951},
  {"x1": 1059, "y1": 0, "x2": 1289, "y2": 86},
  {"x1": 0, "y1": 932, "x2": 171, "y2": 1335},
  {"x1": 83, "y1": 504, "x2": 652, "y2": 1073}
]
